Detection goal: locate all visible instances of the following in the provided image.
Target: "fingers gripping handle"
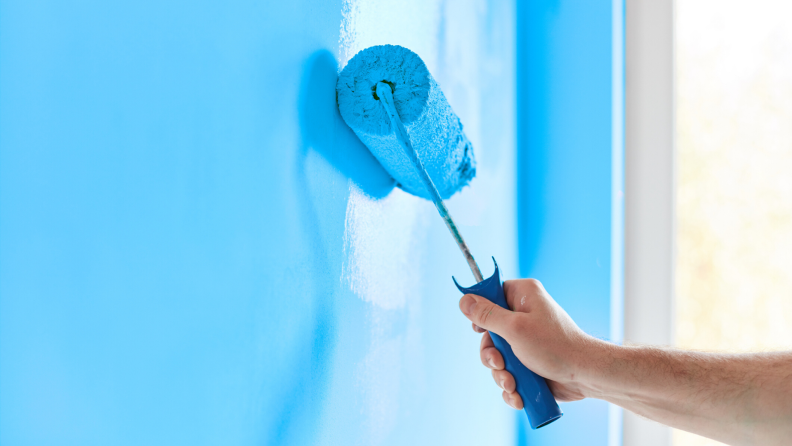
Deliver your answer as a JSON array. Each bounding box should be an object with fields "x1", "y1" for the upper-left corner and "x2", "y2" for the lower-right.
[{"x1": 454, "y1": 258, "x2": 563, "y2": 429}]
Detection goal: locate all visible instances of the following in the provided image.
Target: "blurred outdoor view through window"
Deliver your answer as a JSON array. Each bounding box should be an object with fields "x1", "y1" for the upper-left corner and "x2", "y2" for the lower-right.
[{"x1": 675, "y1": 1, "x2": 792, "y2": 445}]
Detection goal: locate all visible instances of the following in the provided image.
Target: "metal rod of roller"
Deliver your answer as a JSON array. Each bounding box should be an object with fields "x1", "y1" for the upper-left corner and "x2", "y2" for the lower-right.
[{"x1": 376, "y1": 81, "x2": 484, "y2": 283}]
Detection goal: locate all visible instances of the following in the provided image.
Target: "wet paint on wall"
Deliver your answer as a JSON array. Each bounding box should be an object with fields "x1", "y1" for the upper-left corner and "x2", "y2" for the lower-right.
[{"x1": 0, "y1": 1, "x2": 519, "y2": 445}]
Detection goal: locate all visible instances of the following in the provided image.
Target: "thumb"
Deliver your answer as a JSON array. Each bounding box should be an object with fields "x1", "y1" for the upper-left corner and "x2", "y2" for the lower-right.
[{"x1": 459, "y1": 293, "x2": 515, "y2": 337}]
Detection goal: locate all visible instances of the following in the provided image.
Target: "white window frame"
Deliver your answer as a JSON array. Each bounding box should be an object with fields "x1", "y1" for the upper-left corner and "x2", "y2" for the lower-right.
[{"x1": 624, "y1": 1, "x2": 675, "y2": 445}]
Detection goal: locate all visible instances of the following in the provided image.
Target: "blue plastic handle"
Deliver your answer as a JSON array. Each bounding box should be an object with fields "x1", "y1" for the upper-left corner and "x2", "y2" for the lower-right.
[{"x1": 454, "y1": 258, "x2": 563, "y2": 429}]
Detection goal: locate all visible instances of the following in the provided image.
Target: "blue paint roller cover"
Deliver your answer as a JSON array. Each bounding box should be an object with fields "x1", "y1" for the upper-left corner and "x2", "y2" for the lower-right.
[{"x1": 337, "y1": 45, "x2": 476, "y2": 199}]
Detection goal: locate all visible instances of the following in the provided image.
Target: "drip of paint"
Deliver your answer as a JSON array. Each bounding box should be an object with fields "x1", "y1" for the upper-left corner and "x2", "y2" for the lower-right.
[{"x1": 336, "y1": 44, "x2": 476, "y2": 200}]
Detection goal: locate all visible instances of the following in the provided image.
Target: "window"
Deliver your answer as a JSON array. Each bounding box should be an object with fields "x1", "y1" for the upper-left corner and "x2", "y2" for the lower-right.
[{"x1": 675, "y1": 1, "x2": 792, "y2": 444}]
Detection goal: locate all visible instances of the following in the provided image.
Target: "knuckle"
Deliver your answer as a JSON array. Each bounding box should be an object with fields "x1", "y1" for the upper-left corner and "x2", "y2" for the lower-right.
[{"x1": 525, "y1": 278, "x2": 542, "y2": 289}]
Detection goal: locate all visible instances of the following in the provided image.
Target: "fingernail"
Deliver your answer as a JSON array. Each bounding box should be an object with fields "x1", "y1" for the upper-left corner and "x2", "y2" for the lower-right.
[
  {"x1": 508, "y1": 396, "x2": 516, "y2": 409},
  {"x1": 500, "y1": 379, "x2": 506, "y2": 390},
  {"x1": 488, "y1": 357, "x2": 497, "y2": 368},
  {"x1": 461, "y1": 295, "x2": 477, "y2": 316}
]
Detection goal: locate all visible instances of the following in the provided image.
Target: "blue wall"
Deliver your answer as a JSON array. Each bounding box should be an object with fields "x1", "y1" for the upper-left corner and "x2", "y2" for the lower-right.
[
  {"x1": 517, "y1": 0, "x2": 624, "y2": 445},
  {"x1": 0, "y1": 1, "x2": 523, "y2": 445},
  {"x1": 1, "y1": 1, "x2": 623, "y2": 444}
]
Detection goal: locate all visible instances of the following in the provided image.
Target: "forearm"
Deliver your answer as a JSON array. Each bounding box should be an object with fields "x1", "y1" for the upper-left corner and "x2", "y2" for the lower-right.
[
  {"x1": 580, "y1": 342, "x2": 792, "y2": 445},
  {"x1": 458, "y1": 282, "x2": 792, "y2": 444}
]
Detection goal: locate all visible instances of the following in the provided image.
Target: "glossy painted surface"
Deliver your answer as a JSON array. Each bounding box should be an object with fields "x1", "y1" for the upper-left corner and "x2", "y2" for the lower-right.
[
  {"x1": 516, "y1": 0, "x2": 624, "y2": 445},
  {"x1": 0, "y1": 1, "x2": 519, "y2": 445}
]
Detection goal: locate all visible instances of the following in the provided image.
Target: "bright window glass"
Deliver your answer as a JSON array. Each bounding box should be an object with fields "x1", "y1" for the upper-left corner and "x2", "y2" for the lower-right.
[{"x1": 675, "y1": 1, "x2": 792, "y2": 445}]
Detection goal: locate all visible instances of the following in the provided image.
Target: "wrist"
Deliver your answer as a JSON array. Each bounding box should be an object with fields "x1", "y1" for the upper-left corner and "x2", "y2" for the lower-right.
[{"x1": 572, "y1": 337, "x2": 629, "y2": 400}]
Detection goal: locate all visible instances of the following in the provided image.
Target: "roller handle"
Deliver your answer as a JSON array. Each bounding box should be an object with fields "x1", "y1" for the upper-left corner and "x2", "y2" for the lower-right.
[{"x1": 454, "y1": 258, "x2": 563, "y2": 429}]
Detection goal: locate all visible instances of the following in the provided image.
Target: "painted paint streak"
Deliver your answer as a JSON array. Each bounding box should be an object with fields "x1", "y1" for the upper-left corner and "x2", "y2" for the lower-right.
[
  {"x1": 334, "y1": 1, "x2": 517, "y2": 445},
  {"x1": 342, "y1": 184, "x2": 424, "y2": 310}
]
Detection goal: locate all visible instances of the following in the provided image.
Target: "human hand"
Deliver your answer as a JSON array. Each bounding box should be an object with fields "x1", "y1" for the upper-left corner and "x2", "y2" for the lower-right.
[
  {"x1": 459, "y1": 279, "x2": 604, "y2": 409},
  {"x1": 461, "y1": 280, "x2": 792, "y2": 444}
]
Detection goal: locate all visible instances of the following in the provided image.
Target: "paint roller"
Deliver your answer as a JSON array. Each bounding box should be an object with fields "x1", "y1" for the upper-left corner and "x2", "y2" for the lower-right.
[{"x1": 337, "y1": 44, "x2": 562, "y2": 429}]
